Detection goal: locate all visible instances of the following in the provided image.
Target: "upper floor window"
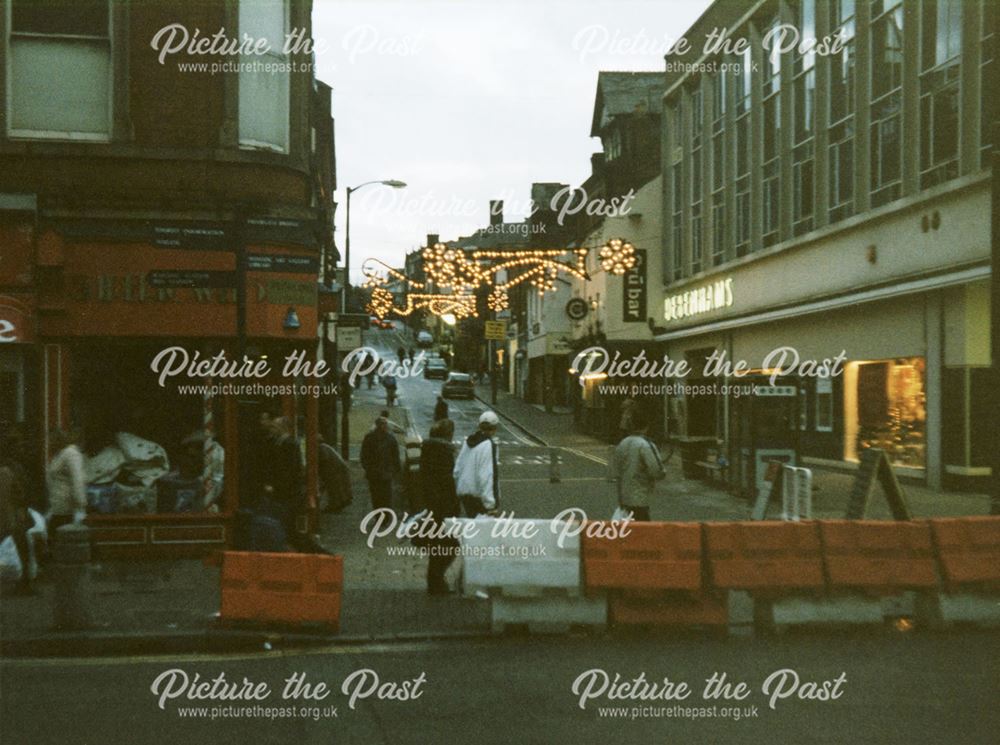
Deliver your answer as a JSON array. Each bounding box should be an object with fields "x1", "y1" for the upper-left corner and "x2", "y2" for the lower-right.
[
  {"x1": 7, "y1": 0, "x2": 112, "y2": 140},
  {"x1": 239, "y1": 0, "x2": 290, "y2": 153},
  {"x1": 982, "y1": 0, "x2": 996, "y2": 166},
  {"x1": 605, "y1": 127, "x2": 622, "y2": 161},
  {"x1": 921, "y1": 0, "x2": 962, "y2": 71},
  {"x1": 871, "y1": 0, "x2": 904, "y2": 99},
  {"x1": 919, "y1": 0, "x2": 962, "y2": 188}
]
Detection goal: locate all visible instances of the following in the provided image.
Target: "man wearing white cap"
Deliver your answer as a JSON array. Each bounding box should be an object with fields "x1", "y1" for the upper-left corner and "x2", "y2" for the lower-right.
[{"x1": 453, "y1": 411, "x2": 500, "y2": 517}]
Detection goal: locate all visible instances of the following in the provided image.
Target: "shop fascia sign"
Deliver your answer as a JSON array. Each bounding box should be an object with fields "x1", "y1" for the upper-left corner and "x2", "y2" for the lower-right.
[
  {"x1": 68, "y1": 273, "x2": 315, "y2": 305},
  {"x1": 664, "y1": 277, "x2": 733, "y2": 322}
]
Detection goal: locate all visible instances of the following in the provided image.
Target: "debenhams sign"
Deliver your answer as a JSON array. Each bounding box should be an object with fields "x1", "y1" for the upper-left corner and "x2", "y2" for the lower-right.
[{"x1": 664, "y1": 277, "x2": 733, "y2": 322}]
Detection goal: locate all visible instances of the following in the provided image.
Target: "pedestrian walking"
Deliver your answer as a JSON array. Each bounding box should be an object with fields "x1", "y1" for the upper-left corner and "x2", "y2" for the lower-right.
[
  {"x1": 360, "y1": 416, "x2": 400, "y2": 511},
  {"x1": 407, "y1": 348, "x2": 414, "y2": 364},
  {"x1": 433, "y1": 395, "x2": 449, "y2": 423},
  {"x1": 377, "y1": 409, "x2": 406, "y2": 435},
  {"x1": 1, "y1": 432, "x2": 33, "y2": 594},
  {"x1": 318, "y1": 435, "x2": 352, "y2": 513},
  {"x1": 382, "y1": 373, "x2": 397, "y2": 406},
  {"x1": 263, "y1": 416, "x2": 304, "y2": 541},
  {"x1": 420, "y1": 418, "x2": 459, "y2": 595},
  {"x1": 46, "y1": 428, "x2": 88, "y2": 536},
  {"x1": 397, "y1": 346, "x2": 406, "y2": 363},
  {"x1": 611, "y1": 408, "x2": 665, "y2": 522},
  {"x1": 453, "y1": 411, "x2": 500, "y2": 517}
]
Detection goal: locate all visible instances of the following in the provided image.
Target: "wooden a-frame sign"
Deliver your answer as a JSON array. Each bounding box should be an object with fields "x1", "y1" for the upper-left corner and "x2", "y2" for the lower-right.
[{"x1": 844, "y1": 448, "x2": 912, "y2": 520}]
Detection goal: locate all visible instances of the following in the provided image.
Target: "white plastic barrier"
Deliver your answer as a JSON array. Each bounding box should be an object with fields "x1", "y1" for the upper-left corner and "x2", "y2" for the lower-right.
[
  {"x1": 781, "y1": 466, "x2": 813, "y2": 521},
  {"x1": 449, "y1": 517, "x2": 583, "y2": 598}
]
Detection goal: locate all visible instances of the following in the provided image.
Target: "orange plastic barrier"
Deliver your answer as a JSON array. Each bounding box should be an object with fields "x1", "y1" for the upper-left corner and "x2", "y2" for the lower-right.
[
  {"x1": 929, "y1": 516, "x2": 1000, "y2": 591},
  {"x1": 609, "y1": 589, "x2": 727, "y2": 627},
  {"x1": 582, "y1": 522, "x2": 702, "y2": 592},
  {"x1": 704, "y1": 521, "x2": 824, "y2": 592},
  {"x1": 820, "y1": 520, "x2": 938, "y2": 592},
  {"x1": 220, "y1": 551, "x2": 343, "y2": 630}
]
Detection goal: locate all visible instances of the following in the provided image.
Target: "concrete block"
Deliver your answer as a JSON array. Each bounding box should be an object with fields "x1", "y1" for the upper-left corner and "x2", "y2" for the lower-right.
[
  {"x1": 491, "y1": 595, "x2": 607, "y2": 634},
  {"x1": 457, "y1": 518, "x2": 582, "y2": 598}
]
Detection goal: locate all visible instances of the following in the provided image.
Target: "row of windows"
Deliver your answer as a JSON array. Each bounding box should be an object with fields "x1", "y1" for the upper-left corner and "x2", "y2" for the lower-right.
[
  {"x1": 4, "y1": 0, "x2": 293, "y2": 152},
  {"x1": 665, "y1": 0, "x2": 995, "y2": 282}
]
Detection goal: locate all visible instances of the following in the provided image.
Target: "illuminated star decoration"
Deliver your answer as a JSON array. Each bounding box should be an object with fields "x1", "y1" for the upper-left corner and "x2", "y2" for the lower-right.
[
  {"x1": 599, "y1": 238, "x2": 636, "y2": 275},
  {"x1": 367, "y1": 286, "x2": 395, "y2": 318},
  {"x1": 487, "y1": 287, "x2": 509, "y2": 312}
]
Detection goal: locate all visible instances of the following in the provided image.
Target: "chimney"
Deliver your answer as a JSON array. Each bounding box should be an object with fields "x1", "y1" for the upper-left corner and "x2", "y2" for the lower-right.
[
  {"x1": 426, "y1": 233, "x2": 439, "y2": 247},
  {"x1": 489, "y1": 200, "x2": 503, "y2": 227}
]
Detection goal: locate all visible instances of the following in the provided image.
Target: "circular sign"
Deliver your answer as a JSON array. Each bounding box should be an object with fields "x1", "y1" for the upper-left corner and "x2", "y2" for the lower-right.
[{"x1": 566, "y1": 297, "x2": 588, "y2": 321}]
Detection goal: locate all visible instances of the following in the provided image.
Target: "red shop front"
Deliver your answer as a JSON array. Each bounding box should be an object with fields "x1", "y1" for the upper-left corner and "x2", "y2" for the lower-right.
[{"x1": 33, "y1": 225, "x2": 322, "y2": 558}]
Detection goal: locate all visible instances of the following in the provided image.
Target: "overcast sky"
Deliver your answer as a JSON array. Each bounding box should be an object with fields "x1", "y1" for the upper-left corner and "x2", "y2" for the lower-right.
[{"x1": 312, "y1": 0, "x2": 711, "y2": 280}]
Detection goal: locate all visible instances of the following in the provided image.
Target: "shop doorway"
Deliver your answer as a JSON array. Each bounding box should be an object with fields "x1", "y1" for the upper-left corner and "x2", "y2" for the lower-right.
[{"x1": 844, "y1": 358, "x2": 926, "y2": 468}]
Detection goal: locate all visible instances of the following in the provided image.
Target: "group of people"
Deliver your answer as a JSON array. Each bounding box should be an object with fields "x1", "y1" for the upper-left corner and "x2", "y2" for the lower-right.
[
  {"x1": 360, "y1": 407, "x2": 502, "y2": 595},
  {"x1": 0, "y1": 427, "x2": 91, "y2": 595}
]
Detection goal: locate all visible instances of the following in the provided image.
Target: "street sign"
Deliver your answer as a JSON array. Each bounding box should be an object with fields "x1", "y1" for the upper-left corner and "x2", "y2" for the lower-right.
[
  {"x1": 247, "y1": 254, "x2": 319, "y2": 273},
  {"x1": 484, "y1": 320, "x2": 507, "y2": 340},
  {"x1": 147, "y1": 270, "x2": 236, "y2": 289},
  {"x1": 337, "y1": 326, "x2": 362, "y2": 351}
]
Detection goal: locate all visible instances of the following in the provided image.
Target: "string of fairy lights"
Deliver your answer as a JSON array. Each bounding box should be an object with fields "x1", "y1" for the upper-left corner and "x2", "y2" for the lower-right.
[{"x1": 361, "y1": 238, "x2": 637, "y2": 319}]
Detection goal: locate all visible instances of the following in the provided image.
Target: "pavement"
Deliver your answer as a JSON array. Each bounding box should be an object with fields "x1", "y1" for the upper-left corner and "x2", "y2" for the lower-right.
[{"x1": 0, "y1": 324, "x2": 991, "y2": 657}]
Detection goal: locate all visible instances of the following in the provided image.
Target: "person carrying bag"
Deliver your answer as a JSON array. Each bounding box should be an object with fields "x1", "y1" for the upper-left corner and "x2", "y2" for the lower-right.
[{"x1": 611, "y1": 408, "x2": 665, "y2": 522}]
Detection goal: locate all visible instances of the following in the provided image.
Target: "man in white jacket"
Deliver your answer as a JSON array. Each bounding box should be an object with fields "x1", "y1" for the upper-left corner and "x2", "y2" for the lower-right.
[{"x1": 454, "y1": 411, "x2": 500, "y2": 516}]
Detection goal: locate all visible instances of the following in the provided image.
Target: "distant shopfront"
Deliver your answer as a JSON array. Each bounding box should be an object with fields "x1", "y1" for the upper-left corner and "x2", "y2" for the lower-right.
[{"x1": 660, "y1": 269, "x2": 989, "y2": 493}]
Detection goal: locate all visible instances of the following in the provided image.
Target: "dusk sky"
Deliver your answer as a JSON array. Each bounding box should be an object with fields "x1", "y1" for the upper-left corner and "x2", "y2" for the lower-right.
[{"x1": 312, "y1": 0, "x2": 712, "y2": 280}]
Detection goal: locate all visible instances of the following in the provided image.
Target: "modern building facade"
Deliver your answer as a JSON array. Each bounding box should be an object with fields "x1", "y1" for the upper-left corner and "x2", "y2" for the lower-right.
[
  {"x1": 0, "y1": 0, "x2": 336, "y2": 554},
  {"x1": 658, "y1": 0, "x2": 995, "y2": 492}
]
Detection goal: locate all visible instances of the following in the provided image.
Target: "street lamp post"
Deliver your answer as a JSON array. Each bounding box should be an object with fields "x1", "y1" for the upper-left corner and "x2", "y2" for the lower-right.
[{"x1": 340, "y1": 179, "x2": 406, "y2": 460}]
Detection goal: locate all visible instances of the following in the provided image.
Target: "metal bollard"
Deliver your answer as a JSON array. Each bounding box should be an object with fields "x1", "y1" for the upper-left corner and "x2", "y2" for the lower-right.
[
  {"x1": 548, "y1": 447, "x2": 561, "y2": 484},
  {"x1": 52, "y1": 523, "x2": 93, "y2": 631}
]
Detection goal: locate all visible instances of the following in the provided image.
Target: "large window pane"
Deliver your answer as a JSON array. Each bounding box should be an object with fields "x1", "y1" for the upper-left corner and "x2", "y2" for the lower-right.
[
  {"x1": 10, "y1": 38, "x2": 110, "y2": 136},
  {"x1": 239, "y1": 0, "x2": 290, "y2": 152}
]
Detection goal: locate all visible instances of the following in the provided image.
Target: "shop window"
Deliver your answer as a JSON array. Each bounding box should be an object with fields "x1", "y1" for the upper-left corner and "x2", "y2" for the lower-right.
[
  {"x1": 847, "y1": 358, "x2": 926, "y2": 468},
  {"x1": 239, "y1": 0, "x2": 290, "y2": 153},
  {"x1": 72, "y1": 345, "x2": 227, "y2": 515},
  {"x1": 8, "y1": 0, "x2": 111, "y2": 140}
]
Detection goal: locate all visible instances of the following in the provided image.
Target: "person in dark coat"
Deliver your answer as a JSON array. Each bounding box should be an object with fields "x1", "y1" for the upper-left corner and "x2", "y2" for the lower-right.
[
  {"x1": 360, "y1": 417, "x2": 400, "y2": 511},
  {"x1": 433, "y1": 396, "x2": 449, "y2": 424},
  {"x1": 420, "y1": 418, "x2": 459, "y2": 594},
  {"x1": 0, "y1": 431, "x2": 33, "y2": 594},
  {"x1": 318, "y1": 435, "x2": 352, "y2": 513}
]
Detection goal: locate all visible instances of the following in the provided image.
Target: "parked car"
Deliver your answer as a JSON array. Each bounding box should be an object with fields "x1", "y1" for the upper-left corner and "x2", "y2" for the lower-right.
[
  {"x1": 380, "y1": 319, "x2": 395, "y2": 330},
  {"x1": 424, "y1": 358, "x2": 449, "y2": 380},
  {"x1": 441, "y1": 372, "x2": 474, "y2": 399},
  {"x1": 370, "y1": 316, "x2": 382, "y2": 328},
  {"x1": 416, "y1": 330, "x2": 434, "y2": 347}
]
